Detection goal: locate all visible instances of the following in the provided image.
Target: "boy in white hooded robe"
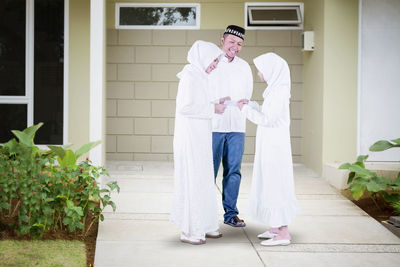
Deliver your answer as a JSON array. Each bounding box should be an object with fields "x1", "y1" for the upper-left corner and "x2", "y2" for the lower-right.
[
  {"x1": 170, "y1": 41, "x2": 228, "y2": 245},
  {"x1": 238, "y1": 53, "x2": 298, "y2": 246}
]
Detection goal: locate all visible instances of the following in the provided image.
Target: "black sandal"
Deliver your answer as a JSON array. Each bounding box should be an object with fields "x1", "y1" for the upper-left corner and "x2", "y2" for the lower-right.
[{"x1": 224, "y1": 216, "x2": 246, "y2": 227}]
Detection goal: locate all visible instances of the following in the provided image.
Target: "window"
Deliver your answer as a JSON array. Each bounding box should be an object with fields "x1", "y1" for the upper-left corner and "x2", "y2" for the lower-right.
[
  {"x1": 115, "y1": 3, "x2": 200, "y2": 29},
  {"x1": 0, "y1": 0, "x2": 67, "y2": 145},
  {"x1": 245, "y1": 2, "x2": 304, "y2": 30}
]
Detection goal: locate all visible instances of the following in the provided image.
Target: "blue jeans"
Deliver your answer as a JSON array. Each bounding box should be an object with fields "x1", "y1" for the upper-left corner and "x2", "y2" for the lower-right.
[{"x1": 212, "y1": 132, "x2": 245, "y2": 222}]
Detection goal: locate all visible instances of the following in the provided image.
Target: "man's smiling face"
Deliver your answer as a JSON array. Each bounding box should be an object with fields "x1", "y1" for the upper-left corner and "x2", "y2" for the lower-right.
[{"x1": 221, "y1": 34, "x2": 243, "y2": 61}]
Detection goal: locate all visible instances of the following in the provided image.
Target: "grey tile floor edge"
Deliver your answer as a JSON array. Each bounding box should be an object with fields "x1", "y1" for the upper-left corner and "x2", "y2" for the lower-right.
[{"x1": 94, "y1": 161, "x2": 400, "y2": 267}]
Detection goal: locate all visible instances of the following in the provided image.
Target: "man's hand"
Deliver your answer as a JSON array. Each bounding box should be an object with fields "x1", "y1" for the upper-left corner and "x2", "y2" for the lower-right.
[
  {"x1": 237, "y1": 99, "x2": 249, "y2": 111},
  {"x1": 215, "y1": 103, "x2": 227, "y2": 114},
  {"x1": 219, "y1": 96, "x2": 231, "y2": 104}
]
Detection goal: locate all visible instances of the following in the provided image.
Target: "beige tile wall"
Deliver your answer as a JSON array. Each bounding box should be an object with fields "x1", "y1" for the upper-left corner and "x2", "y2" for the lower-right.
[{"x1": 106, "y1": 29, "x2": 303, "y2": 162}]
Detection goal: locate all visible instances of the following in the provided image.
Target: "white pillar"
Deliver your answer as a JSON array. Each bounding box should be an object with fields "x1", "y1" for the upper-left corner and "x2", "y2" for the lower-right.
[{"x1": 89, "y1": 0, "x2": 105, "y2": 166}]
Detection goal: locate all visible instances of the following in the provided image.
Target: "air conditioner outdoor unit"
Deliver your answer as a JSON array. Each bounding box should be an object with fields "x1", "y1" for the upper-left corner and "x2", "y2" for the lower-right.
[{"x1": 245, "y1": 2, "x2": 304, "y2": 30}]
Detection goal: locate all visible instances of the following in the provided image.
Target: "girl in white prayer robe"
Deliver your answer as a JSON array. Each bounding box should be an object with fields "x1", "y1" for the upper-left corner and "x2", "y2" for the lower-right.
[
  {"x1": 238, "y1": 53, "x2": 298, "y2": 246},
  {"x1": 170, "y1": 41, "x2": 226, "y2": 245}
]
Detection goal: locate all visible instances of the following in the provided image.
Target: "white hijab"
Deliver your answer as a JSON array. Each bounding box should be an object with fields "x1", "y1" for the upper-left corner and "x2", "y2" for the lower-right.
[
  {"x1": 177, "y1": 40, "x2": 223, "y2": 79},
  {"x1": 253, "y1": 52, "x2": 291, "y2": 99}
]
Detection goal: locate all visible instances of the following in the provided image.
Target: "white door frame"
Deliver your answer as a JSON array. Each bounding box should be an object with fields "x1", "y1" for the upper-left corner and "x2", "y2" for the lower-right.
[{"x1": 89, "y1": 0, "x2": 105, "y2": 166}]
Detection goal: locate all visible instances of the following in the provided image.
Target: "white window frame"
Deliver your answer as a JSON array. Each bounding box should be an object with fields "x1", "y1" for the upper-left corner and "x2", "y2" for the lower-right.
[
  {"x1": 0, "y1": 0, "x2": 69, "y2": 146},
  {"x1": 245, "y1": 2, "x2": 304, "y2": 30},
  {"x1": 115, "y1": 2, "x2": 201, "y2": 30}
]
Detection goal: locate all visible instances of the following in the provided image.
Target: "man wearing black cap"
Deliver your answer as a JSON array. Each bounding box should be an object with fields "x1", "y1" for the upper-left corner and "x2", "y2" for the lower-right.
[{"x1": 209, "y1": 25, "x2": 253, "y2": 228}]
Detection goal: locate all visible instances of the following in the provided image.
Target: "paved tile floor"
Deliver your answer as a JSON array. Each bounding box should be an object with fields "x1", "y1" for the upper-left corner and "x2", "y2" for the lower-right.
[{"x1": 94, "y1": 161, "x2": 400, "y2": 267}]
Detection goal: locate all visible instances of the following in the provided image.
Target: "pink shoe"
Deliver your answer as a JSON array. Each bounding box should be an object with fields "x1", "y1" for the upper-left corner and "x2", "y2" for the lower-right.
[
  {"x1": 257, "y1": 230, "x2": 277, "y2": 239},
  {"x1": 206, "y1": 230, "x2": 223, "y2": 238}
]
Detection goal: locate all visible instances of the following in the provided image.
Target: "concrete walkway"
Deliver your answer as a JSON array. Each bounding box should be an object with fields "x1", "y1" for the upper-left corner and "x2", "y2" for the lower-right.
[{"x1": 94, "y1": 161, "x2": 400, "y2": 267}]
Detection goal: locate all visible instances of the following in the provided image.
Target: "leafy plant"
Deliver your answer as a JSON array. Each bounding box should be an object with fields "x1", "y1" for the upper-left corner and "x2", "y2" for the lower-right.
[
  {"x1": 339, "y1": 138, "x2": 400, "y2": 210},
  {"x1": 48, "y1": 141, "x2": 101, "y2": 169},
  {"x1": 0, "y1": 123, "x2": 119, "y2": 238},
  {"x1": 370, "y1": 138, "x2": 400, "y2": 152}
]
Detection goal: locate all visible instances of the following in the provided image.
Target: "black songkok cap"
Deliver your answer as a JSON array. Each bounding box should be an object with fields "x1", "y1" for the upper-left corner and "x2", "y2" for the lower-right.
[{"x1": 224, "y1": 25, "x2": 245, "y2": 40}]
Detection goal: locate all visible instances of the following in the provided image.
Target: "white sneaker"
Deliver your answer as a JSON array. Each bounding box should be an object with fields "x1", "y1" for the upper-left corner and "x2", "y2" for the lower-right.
[
  {"x1": 257, "y1": 230, "x2": 278, "y2": 239},
  {"x1": 180, "y1": 233, "x2": 206, "y2": 245},
  {"x1": 260, "y1": 239, "x2": 291, "y2": 246},
  {"x1": 206, "y1": 230, "x2": 223, "y2": 238}
]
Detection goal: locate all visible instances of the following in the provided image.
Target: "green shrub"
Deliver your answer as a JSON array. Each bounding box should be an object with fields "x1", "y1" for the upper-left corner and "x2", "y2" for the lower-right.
[
  {"x1": 0, "y1": 123, "x2": 119, "y2": 238},
  {"x1": 339, "y1": 138, "x2": 400, "y2": 210}
]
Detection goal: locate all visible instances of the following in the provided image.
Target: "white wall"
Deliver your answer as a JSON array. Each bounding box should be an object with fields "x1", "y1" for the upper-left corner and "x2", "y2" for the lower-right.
[{"x1": 359, "y1": 0, "x2": 400, "y2": 161}]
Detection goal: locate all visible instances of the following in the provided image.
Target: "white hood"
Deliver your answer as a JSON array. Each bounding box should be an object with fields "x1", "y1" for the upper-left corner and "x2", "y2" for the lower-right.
[
  {"x1": 253, "y1": 52, "x2": 291, "y2": 99},
  {"x1": 177, "y1": 40, "x2": 223, "y2": 79}
]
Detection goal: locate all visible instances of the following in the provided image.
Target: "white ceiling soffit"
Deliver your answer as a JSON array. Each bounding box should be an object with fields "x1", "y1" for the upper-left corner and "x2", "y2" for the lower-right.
[{"x1": 245, "y1": 2, "x2": 304, "y2": 30}]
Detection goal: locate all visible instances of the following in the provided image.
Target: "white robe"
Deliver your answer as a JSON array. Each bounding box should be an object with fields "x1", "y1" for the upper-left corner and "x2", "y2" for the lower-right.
[
  {"x1": 243, "y1": 53, "x2": 298, "y2": 228},
  {"x1": 170, "y1": 64, "x2": 219, "y2": 238},
  {"x1": 209, "y1": 55, "x2": 253, "y2": 133}
]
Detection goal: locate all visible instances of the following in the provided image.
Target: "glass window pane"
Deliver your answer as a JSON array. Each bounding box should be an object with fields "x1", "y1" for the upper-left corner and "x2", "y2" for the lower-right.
[
  {"x1": 0, "y1": 0, "x2": 26, "y2": 96},
  {"x1": 120, "y1": 7, "x2": 197, "y2": 26},
  {"x1": 0, "y1": 104, "x2": 27, "y2": 143},
  {"x1": 34, "y1": 0, "x2": 64, "y2": 145}
]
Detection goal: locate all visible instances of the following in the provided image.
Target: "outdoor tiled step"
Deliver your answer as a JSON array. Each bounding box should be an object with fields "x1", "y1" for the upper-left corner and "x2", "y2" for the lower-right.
[{"x1": 257, "y1": 252, "x2": 400, "y2": 267}]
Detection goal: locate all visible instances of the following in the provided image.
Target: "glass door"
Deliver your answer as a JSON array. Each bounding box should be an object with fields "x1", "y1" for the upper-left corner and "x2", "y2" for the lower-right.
[
  {"x1": 0, "y1": 0, "x2": 65, "y2": 145},
  {"x1": 0, "y1": 0, "x2": 30, "y2": 142}
]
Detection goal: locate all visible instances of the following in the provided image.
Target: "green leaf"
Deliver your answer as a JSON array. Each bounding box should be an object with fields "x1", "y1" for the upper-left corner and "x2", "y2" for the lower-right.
[
  {"x1": 354, "y1": 161, "x2": 366, "y2": 169},
  {"x1": 0, "y1": 202, "x2": 10, "y2": 210},
  {"x1": 107, "y1": 181, "x2": 120, "y2": 193},
  {"x1": 75, "y1": 141, "x2": 101, "y2": 159},
  {"x1": 100, "y1": 214, "x2": 104, "y2": 221},
  {"x1": 102, "y1": 195, "x2": 111, "y2": 202},
  {"x1": 347, "y1": 172, "x2": 356, "y2": 184},
  {"x1": 66, "y1": 200, "x2": 75, "y2": 208},
  {"x1": 11, "y1": 130, "x2": 33, "y2": 146},
  {"x1": 109, "y1": 201, "x2": 117, "y2": 212},
  {"x1": 339, "y1": 163, "x2": 351, "y2": 170},
  {"x1": 21, "y1": 215, "x2": 30, "y2": 223},
  {"x1": 369, "y1": 140, "x2": 393, "y2": 152},
  {"x1": 33, "y1": 223, "x2": 45, "y2": 230},
  {"x1": 391, "y1": 138, "x2": 400, "y2": 145},
  {"x1": 76, "y1": 221, "x2": 84, "y2": 229},
  {"x1": 356, "y1": 155, "x2": 369, "y2": 163},
  {"x1": 61, "y1": 150, "x2": 77, "y2": 168},
  {"x1": 63, "y1": 217, "x2": 72, "y2": 225},
  {"x1": 43, "y1": 206, "x2": 54, "y2": 215},
  {"x1": 382, "y1": 192, "x2": 400, "y2": 203},
  {"x1": 20, "y1": 225, "x2": 31, "y2": 235},
  {"x1": 76, "y1": 206, "x2": 84, "y2": 217},
  {"x1": 23, "y1": 123, "x2": 43, "y2": 138},
  {"x1": 3, "y1": 138, "x2": 18, "y2": 152},
  {"x1": 48, "y1": 145, "x2": 66, "y2": 160},
  {"x1": 350, "y1": 183, "x2": 366, "y2": 200},
  {"x1": 366, "y1": 179, "x2": 387, "y2": 192},
  {"x1": 348, "y1": 165, "x2": 376, "y2": 178}
]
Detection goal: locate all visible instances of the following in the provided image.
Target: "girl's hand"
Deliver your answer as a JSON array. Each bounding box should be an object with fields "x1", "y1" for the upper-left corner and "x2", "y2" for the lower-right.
[
  {"x1": 219, "y1": 96, "x2": 231, "y2": 104},
  {"x1": 237, "y1": 99, "x2": 249, "y2": 105},
  {"x1": 237, "y1": 99, "x2": 249, "y2": 110},
  {"x1": 215, "y1": 103, "x2": 227, "y2": 114}
]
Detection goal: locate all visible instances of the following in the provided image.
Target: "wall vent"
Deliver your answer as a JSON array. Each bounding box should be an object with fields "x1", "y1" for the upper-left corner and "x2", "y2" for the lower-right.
[{"x1": 245, "y1": 2, "x2": 304, "y2": 30}]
